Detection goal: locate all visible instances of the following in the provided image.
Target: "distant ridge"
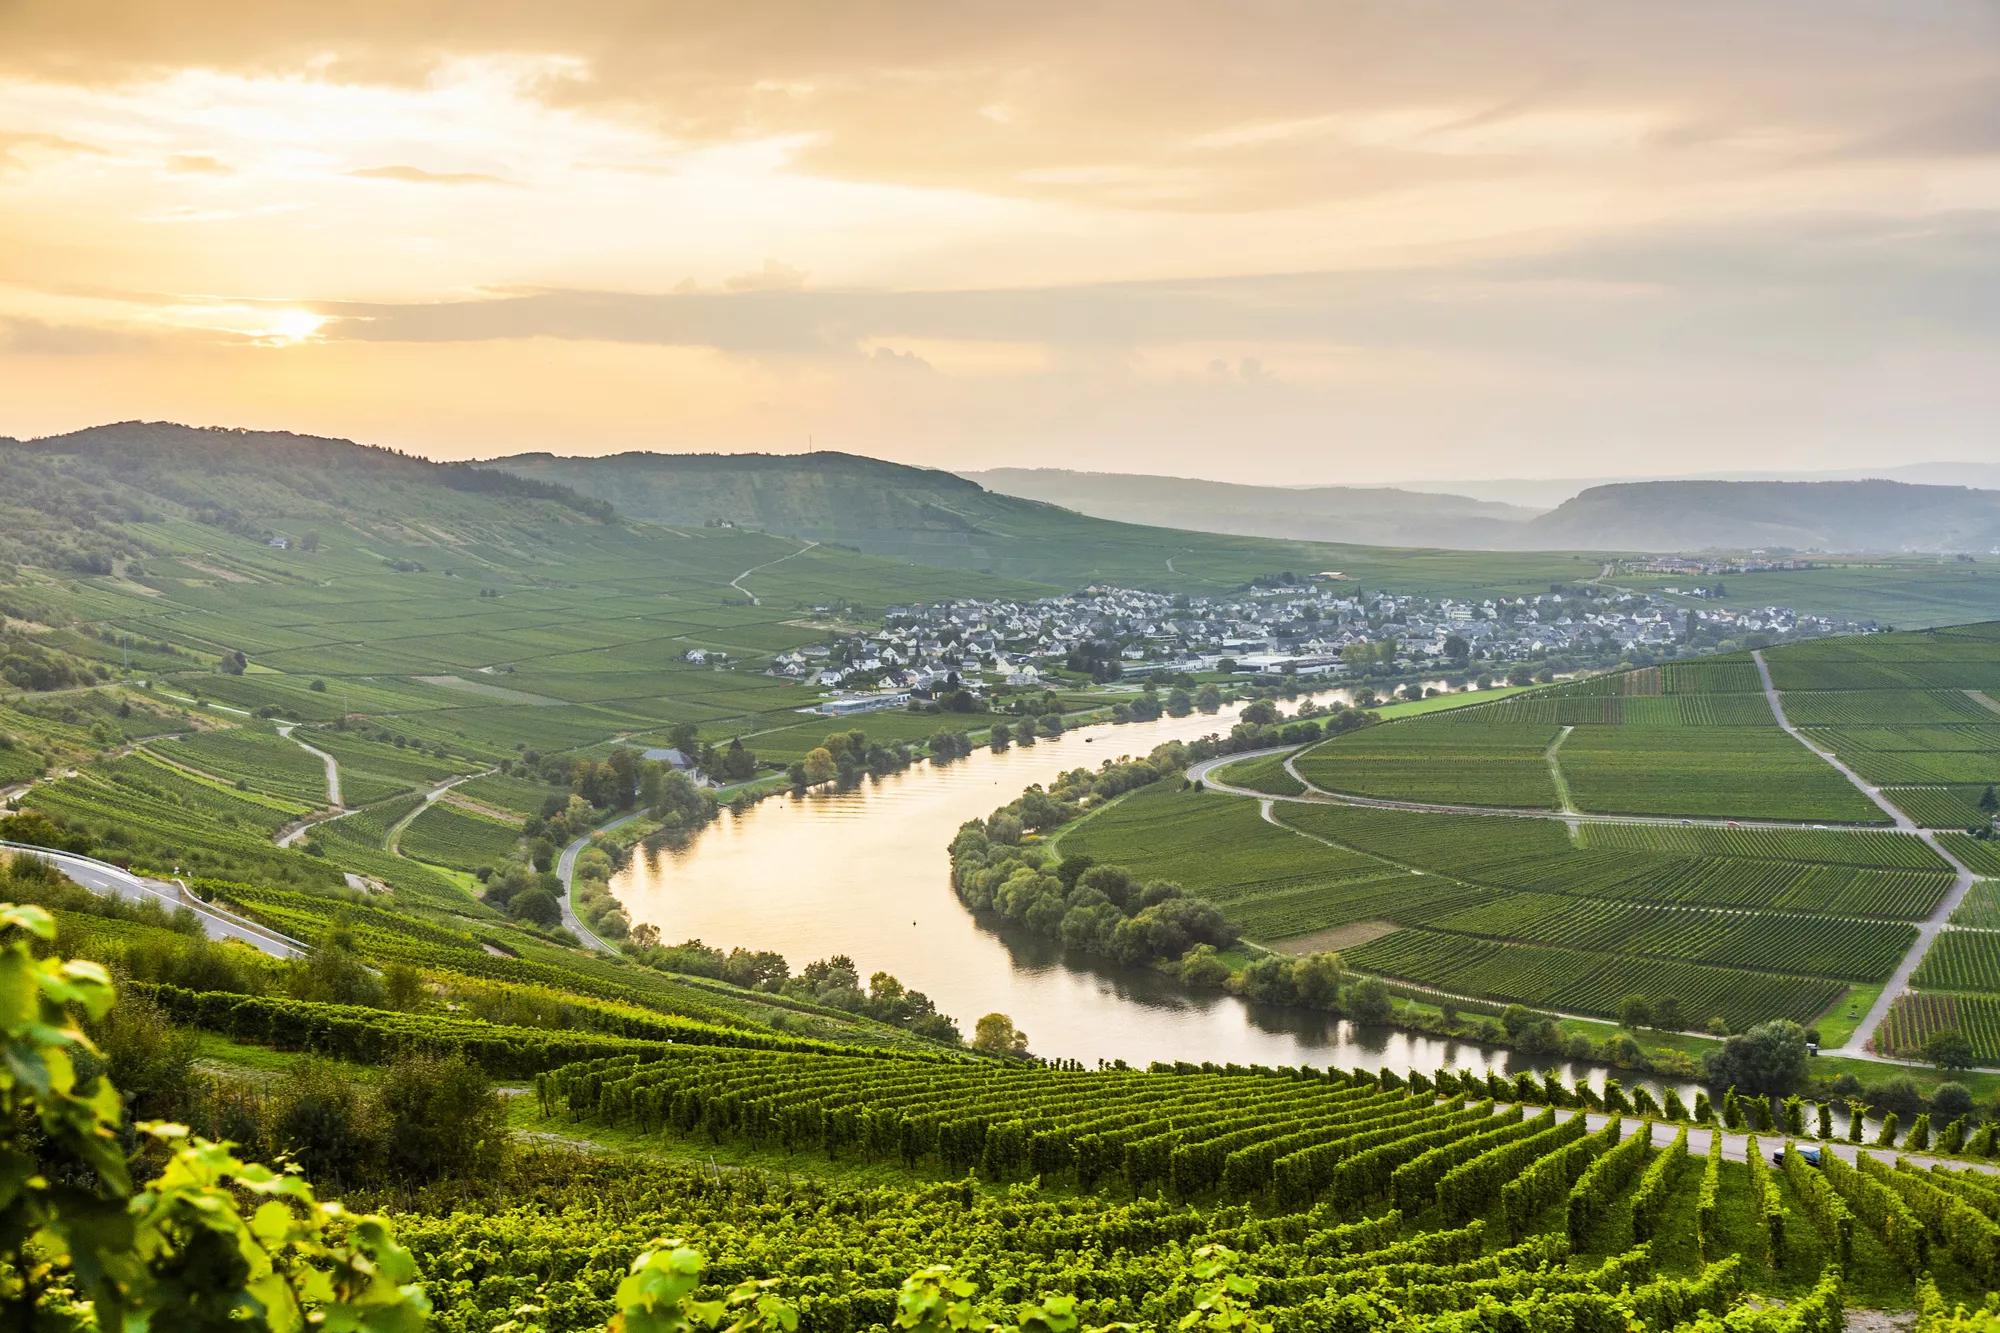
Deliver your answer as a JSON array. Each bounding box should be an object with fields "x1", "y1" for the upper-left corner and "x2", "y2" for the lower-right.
[
  {"x1": 969, "y1": 463, "x2": 2000, "y2": 554},
  {"x1": 1525, "y1": 479, "x2": 2000, "y2": 552},
  {"x1": 965, "y1": 466, "x2": 1540, "y2": 548}
]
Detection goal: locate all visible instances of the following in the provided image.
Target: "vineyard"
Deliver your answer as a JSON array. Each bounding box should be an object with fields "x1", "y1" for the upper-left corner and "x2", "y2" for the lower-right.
[
  {"x1": 1910, "y1": 930, "x2": 2000, "y2": 996},
  {"x1": 1557, "y1": 726, "x2": 1888, "y2": 824},
  {"x1": 463, "y1": 1044, "x2": 2000, "y2": 1328},
  {"x1": 153, "y1": 722, "x2": 333, "y2": 804},
  {"x1": 1050, "y1": 633, "x2": 2000, "y2": 1034},
  {"x1": 1883, "y1": 787, "x2": 1992, "y2": 830},
  {"x1": 1877, "y1": 991, "x2": 2000, "y2": 1064},
  {"x1": 1342, "y1": 929, "x2": 1845, "y2": 1029},
  {"x1": 1208, "y1": 750, "x2": 1305, "y2": 796},
  {"x1": 399, "y1": 798, "x2": 526, "y2": 873},
  {"x1": 1291, "y1": 722, "x2": 1562, "y2": 808}
]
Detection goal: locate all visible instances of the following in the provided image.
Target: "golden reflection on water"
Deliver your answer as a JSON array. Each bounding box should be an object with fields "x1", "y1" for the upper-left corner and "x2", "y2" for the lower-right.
[{"x1": 611, "y1": 694, "x2": 1605, "y2": 1077}]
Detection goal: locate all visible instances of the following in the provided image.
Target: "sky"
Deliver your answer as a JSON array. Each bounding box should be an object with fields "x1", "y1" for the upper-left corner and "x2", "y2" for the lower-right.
[{"x1": 2, "y1": 1, "x2": 1999, "y2": 483}]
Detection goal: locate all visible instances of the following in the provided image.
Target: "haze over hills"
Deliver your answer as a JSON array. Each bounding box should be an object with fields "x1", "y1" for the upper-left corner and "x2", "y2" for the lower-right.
[
  {"x1": 960, "y1": 468, "x2": 1541, "y2": 549},
  {"x1": 1526, "y1": 479, "x2": 2000, "y2": 553},
  {"x1": 970, "y1": 465, "x2": 2000, "y2": 554},
  {"x1": 1376, "y1": 462, "x2": 2000, "y2": 511}
]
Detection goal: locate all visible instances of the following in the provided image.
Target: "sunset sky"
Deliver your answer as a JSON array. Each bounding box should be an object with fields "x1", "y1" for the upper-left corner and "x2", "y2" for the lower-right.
[{"x1": 3, "y1": 2, "x2": 1998, "y2": 482}]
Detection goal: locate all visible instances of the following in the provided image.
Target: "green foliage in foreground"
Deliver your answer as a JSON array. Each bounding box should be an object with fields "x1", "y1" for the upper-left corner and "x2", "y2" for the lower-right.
[{"x1": 0, "y1": 900, "x2": 427, "y2": 1330}]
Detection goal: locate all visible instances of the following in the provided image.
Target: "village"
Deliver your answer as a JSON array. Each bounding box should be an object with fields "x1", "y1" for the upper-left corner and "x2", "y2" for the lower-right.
[{"x1": 763, "y1": 576, "x2": 1866, "y2": 706}]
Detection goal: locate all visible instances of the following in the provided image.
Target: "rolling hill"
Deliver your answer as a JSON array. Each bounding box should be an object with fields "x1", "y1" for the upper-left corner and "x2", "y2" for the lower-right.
[
  {"x1": 1525, "y1": 479, "x2": 2000, "y2": 553},
  {"x1": 486, "y1": 448, "x2": 1594, "y2": 593},
  {"x1": 963, "y1": 466, "x2": 1541, "y2": 548}
]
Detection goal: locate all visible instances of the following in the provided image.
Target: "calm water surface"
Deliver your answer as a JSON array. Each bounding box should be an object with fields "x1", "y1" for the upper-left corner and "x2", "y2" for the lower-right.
[{"x1": 612, "y1": 694, "x2": 1684, "y2": 1091}]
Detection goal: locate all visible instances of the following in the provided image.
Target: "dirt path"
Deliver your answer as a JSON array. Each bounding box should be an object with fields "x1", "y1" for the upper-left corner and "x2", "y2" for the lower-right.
[
  {"x1": 276, "y1": 722, "x2": 341, "y2": 807},
  {"x1": 729, "y1": 540, "x2": 820, "y2": 606}
]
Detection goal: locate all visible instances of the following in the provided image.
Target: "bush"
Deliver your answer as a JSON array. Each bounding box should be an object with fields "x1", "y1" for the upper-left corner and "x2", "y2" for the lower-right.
[{"x1": 378, "y1": 1050, "x2": 507, "y2": 1182}]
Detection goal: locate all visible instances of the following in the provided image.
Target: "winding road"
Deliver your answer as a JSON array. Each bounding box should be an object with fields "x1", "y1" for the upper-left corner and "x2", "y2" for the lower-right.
[
  {"x1": 558, "y1": 811, "x2": 644, "y2": 953},
  {"x1": 1, "y1": 839, "x2": 308, "y2": 959},
  {"x1": 1186, "y1": 659, "x2": 1994, "y2": 1070}
]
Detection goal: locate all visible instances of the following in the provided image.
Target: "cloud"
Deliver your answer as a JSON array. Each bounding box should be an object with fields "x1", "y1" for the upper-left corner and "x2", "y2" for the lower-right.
[
  {"x1": 166, "y1": 152, "x2": 232, "y2": 174},
  {"x1": 300, "y1": 211, "x2": 2000, "y2": 368},
  {"x1": 0, "y1": 129, "x2": 103, "y2": 168},
  {"x1": 0, "y1": 316, "x2": 154, "y2": 354},
  {"x1": 345, "y1": 163, "x2": 514, "y2": 186},
  {"x1": 5, "y1": 2, "x2": 1998, "y2": 211}
]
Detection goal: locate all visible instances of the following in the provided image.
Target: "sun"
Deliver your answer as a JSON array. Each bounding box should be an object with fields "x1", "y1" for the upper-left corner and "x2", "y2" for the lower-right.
[{"x1": 258, "y1": 309, "x2": 330, "y2": 345}]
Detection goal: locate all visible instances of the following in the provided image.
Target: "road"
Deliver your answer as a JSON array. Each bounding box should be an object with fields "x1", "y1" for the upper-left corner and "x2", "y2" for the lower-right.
[
  {"x1": 1754, "y1": 649, "x2": 1979, "y2": 1057},
  {"x1": 728, "y1": 540, "x2": 820, "y2": 606},
  {"x1": 557, "y1": 811, "x2": 644, "y2": 953},
  {"x1": 1187, "y1": 741, "x2": 1999, "y2": 1072},
  {"x1": 276, "y1": 722, "x2": 341, "y2": 807},
  {"x1": 1, "y1": 840, "x2": 307, "y2": 959}
]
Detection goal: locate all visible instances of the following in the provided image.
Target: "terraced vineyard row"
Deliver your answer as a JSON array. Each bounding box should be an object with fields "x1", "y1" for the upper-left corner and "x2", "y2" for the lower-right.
[
  {"x1": 1909, "y1": 929, "x2": 2000, "y2": 995},
  {"x1": 152, "y1": 723, "x2": 331, "y2": 803},
  {"x1": 1292, "y1": 723, "x2": 1561, "y2": 809},
  {"x1": 1882, "y1": 786, "x2": 1991, "y2": 830},
  {"x1": 1783, "y1": 690, "x2": 2000, "y2": 726},
  {"x1": 1877, "y1": 991, "x2": 2000, "y2": 1064},
  {"x1": 1344, "y1": 928, "x2": 1844, "y2": 1028},
  {"x1": 398, "y1": 798, "x2": 525, "y2": 872},
  {"x1": 516, "y1": 1046, "x2": 1993, "y2": 1322},
  {"x1": 1468, "y1": 693, "x2": 1778, "y2": 727},
  {"x1": 1424, "y1": 893, "x2": 1915, "y2": 980},
  {"x1": 1577, "y1": 821, "x2": 1946, "y2": 869}
]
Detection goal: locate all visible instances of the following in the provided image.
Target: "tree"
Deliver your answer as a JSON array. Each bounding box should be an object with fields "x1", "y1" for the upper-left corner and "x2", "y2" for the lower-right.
[
  {"x1": 972, "y1": 1012, "x2": 1029, "y2": 1056},
  {"x1": 510, "y1": 886, "x2": 561, "y2": 927},
  {"x1": 1195, "y1": 684, "x2": 1223, "y2": 713},
  {"x1": 1618, "y1": 993, "x2": 1652, "y2": 1030},
  {"x1": 1701, "y1": 1018, "x2": 1811, "y2": 1095},
  {"x1": 1341, "y1": 977, "x2": 1392, "y2": 1025},
  {"x1": 1652, "y1": 995, "x2": 1683, "y2": 1032},
  {"x1": 802, "y1": 747, "x2": 838, "y2": 785},
  {"x1": 1981, "y1": 785, "x2": 1999, "y2": 816},
  {"x1": 299, "y1": 530, "x2": 320, "y2": 551},
  {"x1": 1921, "y1": 1027, "x2": 1975, "y2": 1070}
]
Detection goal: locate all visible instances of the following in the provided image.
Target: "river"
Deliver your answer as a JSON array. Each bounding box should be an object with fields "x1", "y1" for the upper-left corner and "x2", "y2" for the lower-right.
[{"x1": 611, "y1": 695, "x2": 1687, "y2": 1091}]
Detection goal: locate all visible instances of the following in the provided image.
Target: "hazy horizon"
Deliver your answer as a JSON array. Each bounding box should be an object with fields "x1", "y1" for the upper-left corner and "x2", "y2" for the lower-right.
[{"x1": 4, "y1": 2, "x2": 1999, "y2": 483}]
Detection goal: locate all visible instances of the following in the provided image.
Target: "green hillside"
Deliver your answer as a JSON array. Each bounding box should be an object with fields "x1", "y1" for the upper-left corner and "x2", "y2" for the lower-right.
[{"x1": 489, "y1": 448, "x2": 1607, "y2": 594}]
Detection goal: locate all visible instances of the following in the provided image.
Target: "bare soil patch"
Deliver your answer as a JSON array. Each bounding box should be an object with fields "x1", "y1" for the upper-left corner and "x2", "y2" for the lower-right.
[{"x1": 1265, "y1": 920, "x2": 1401, "y2": 954}]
